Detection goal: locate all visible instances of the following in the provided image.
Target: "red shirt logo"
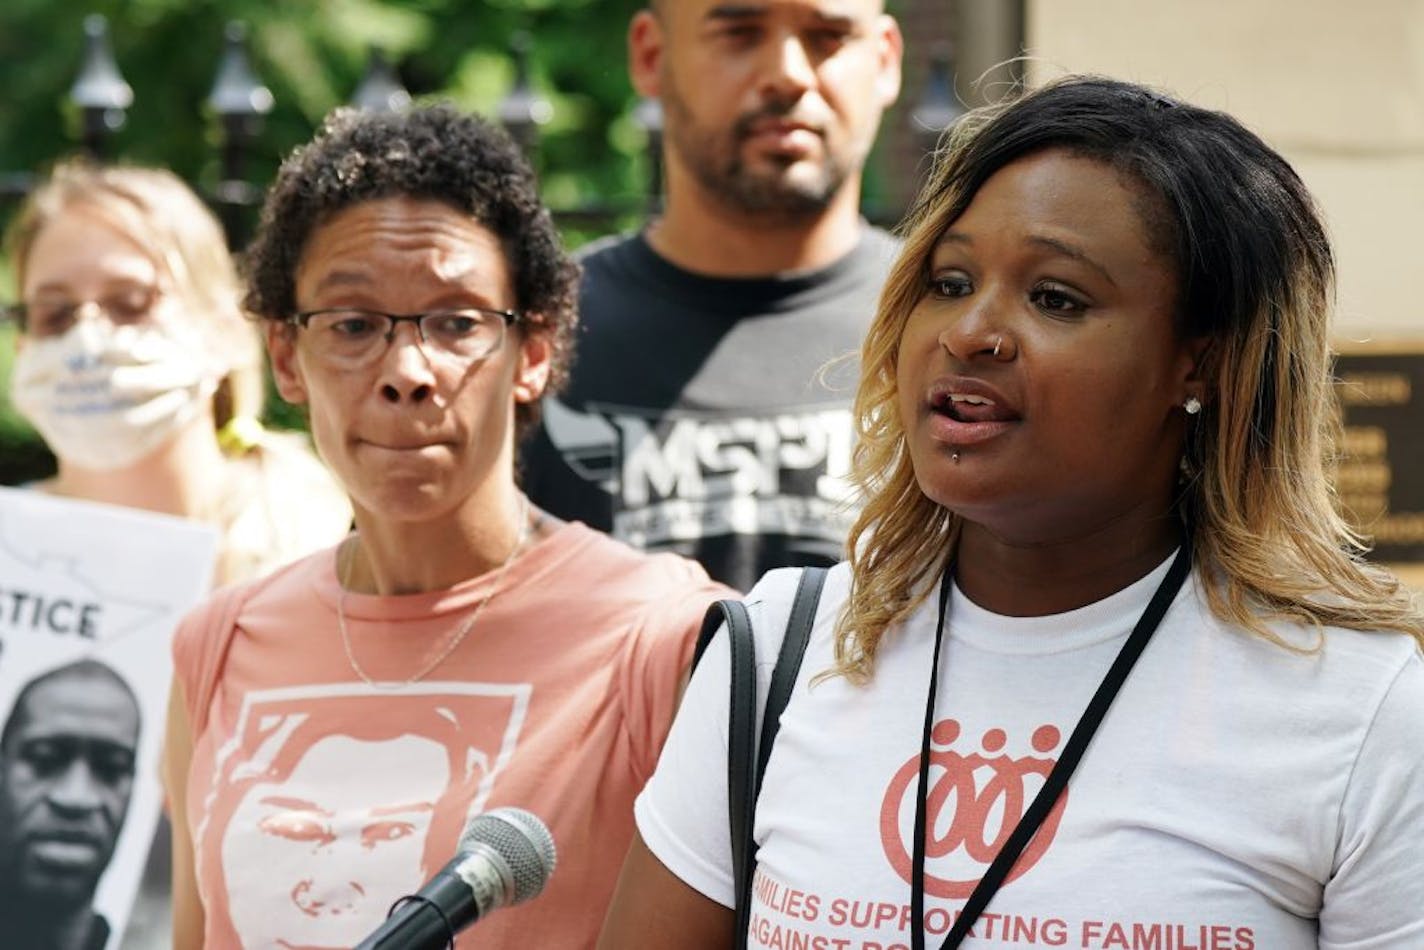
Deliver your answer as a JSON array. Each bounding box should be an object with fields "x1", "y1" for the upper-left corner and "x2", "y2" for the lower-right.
[{"x1": 879, "y1": 719, "x2": 1067, "y2": 897}]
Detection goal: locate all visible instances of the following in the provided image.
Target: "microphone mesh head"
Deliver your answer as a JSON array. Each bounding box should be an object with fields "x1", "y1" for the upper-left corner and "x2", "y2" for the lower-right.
[{"x1": 458, "y1": 807, "x2": 557, "y2": 905}]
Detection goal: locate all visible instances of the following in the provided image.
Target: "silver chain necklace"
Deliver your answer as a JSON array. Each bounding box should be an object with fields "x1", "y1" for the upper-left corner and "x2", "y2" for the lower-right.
[{"x1": 336, "y1": 495, "x2": 531, "y2": 690}]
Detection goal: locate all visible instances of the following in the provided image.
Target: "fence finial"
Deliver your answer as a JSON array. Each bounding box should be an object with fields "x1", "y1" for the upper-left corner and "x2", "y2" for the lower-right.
[
  {"x1": 69, "y1": 14, "x2": 134, "y2": 157},
  {"x1": 498, "y1": 30, "x2": 553, "y2": 160},
  {"x1": 208, "y1": 21, "x2": 273, "y2": 247},
  {"x1": 351, "y1": 47, "x2": 412, "y2": 113}
]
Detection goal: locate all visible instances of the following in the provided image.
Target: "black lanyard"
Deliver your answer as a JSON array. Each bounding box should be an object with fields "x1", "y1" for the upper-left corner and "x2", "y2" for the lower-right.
[{"x1": 910, "y1": 542, "x2": 1194, "y2": 950}]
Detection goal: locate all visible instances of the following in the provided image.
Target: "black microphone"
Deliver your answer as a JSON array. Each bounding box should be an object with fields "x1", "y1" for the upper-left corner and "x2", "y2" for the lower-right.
[{"x1": 355, "y1": 806, "x2": 557, "y2": 949}]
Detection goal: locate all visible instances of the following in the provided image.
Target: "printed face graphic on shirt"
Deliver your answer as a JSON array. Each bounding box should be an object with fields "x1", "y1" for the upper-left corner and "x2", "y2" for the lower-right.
[
  {"x1": 222, "y1": 735, "x2": 444, "y2": 948},
  {"x1": 199, "y1": 684, "x2": 530, "y2": 949},
  {"x1": 879, "y1": 718, "x2": 1067, "y2": 897}
]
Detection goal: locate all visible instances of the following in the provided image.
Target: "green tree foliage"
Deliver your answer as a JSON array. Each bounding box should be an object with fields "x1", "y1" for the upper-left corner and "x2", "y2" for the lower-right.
[
  {"x1": 1, "y1": 0, "x2": 651, "y2": 209},
  {"x1": 1, "y1": 0, "x2": 655, "y2": 238}
]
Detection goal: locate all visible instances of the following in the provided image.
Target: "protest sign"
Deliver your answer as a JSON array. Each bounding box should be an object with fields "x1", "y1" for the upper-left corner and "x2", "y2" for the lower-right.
[{"x1": 0, "y1": 486, "x2": 217, "y2": 950}]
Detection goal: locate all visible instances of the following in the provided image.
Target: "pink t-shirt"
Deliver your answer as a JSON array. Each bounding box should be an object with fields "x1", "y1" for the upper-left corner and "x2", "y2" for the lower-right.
[{"x1": 174, "y1": 521, "x2": 731, "y2": 948}]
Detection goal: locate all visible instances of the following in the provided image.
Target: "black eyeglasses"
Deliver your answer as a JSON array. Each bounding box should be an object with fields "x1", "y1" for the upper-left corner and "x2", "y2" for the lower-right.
[{"x1": 288, "y1": 307, "x2": 521, "y2": 368}]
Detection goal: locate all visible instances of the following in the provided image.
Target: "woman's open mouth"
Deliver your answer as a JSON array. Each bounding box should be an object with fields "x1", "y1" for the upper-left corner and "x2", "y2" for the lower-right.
[{"x1": 928, "y1": 386, "x2": 1020, "y2": 446}]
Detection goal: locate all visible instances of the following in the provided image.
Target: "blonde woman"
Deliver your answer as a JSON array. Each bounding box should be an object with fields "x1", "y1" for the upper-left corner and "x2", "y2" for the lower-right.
[
  {"x1": 5, "y1": 161, "x2": 351, "y2": 584},
  {"x1": 602, "y1": 76, "x2": 1424, "y2": 949},
  {"x1": 4, "y1": 162, "x2": 351, "y2": 949}
]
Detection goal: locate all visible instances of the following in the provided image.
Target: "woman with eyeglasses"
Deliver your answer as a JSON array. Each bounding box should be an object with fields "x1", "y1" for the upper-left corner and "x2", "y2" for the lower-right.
[
  {"x1": 160, "y1": 105, "x2": 732, "y2": 950},
  {"x1": 4, "y1": 161, "x2": 352, "y2": 583}
]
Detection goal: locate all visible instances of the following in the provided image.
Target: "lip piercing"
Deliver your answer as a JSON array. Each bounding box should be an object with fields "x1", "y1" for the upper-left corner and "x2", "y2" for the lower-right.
[
  {"x1": 952, "y1": 451, "x2": 961, "y2": 463},
  {"x1": 993, "y1": 336, "x2": 1003, "y2": 358}
]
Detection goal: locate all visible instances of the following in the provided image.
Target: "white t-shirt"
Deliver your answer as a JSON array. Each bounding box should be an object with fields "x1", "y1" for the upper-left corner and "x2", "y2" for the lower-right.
[{"x1": 636, "y1": 558, "x2": 1424, "y2": 950}]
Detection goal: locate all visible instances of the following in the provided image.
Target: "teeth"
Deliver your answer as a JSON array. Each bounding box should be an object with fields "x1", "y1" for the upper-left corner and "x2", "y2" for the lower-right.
[{"x1": 948, "y1": 394, "x2": 991, "y2": 405}]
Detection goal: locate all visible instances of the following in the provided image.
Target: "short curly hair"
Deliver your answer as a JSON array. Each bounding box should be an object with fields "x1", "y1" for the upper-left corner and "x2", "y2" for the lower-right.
[{"x1": 243, "y1": 103, "x2": 579, "y2": 434}]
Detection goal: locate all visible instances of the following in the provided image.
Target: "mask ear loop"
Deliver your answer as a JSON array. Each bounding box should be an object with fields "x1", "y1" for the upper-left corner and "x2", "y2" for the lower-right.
[
  {"x1": 123, "y1": 314, "x2": 242, "y2": 457},
  {"x1": 153, "y1": 303, "x2": 247, "y2": 449}
]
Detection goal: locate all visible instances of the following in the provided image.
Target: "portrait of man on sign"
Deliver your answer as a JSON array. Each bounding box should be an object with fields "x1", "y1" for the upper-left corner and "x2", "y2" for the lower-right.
[{"x1": 0, "y1": 659, "x2": 141, "y2": 950}]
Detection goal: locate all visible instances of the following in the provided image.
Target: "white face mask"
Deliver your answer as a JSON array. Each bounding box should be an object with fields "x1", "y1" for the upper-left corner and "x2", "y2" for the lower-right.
[{"x1": 9, "y1": 318, "x2": 223, "y2": 471}]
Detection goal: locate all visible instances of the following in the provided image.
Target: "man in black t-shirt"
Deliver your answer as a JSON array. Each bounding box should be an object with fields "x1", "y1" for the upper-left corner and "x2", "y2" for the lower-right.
[{"x1": 524, "y1": 0, "x2": 904, "y2": 591}]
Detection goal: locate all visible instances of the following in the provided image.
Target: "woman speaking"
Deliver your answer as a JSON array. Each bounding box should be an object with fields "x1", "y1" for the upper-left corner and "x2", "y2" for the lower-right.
[{"x1": 602, "y1": 76, "x2": 1424, "y2": 949}]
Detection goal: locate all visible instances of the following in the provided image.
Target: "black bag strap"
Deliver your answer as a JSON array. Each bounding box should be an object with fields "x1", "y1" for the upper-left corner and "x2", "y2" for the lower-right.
[
  {"x1": 694, "y1": 566, "x2": 828, "y2": 950},
  {"x1": 695, "y1": 597, "x2": 759, "y2": 945},
  {"x1": 692, "y1": 596, "x2": 733, "y2": 670},
  {"x1": 755, "y1": 567, "x2": 827, "y2": 796}
]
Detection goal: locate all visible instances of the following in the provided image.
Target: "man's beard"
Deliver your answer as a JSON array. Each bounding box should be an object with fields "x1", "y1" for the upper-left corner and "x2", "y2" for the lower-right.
[{"x1": 661, "y1": 79, "x2": 853, "y2": 219}]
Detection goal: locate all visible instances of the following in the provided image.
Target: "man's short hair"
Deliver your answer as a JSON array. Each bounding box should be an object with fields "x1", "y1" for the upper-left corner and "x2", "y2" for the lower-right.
[{"x1": 1, "y1": 659, "x2": 140, "y2": 756}]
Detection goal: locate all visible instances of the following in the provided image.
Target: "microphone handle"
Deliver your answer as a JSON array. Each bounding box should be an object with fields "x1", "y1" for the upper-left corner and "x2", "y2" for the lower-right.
[{"x1": 355, "y1": 871, "x2": 479, "y2": 950}]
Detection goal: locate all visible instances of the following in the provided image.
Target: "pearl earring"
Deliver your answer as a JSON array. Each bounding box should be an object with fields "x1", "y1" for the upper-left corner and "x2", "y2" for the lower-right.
[{"x1": 1184, "y1": 396, "x2": 1202, "y2": 415}]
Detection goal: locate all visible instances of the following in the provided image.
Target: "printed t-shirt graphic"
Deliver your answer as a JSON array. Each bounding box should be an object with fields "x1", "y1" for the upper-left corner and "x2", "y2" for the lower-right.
[
  {"x1": 523, "y1": 228, "x2": 898, "y2": 590},
  {"x1": 879, "y1": 718, "x2": 1068, "y2": 899},
  {"x1": 541, "y1": 397, "x2": 856, "y2": 561},
  {"x1": 197, "y1": 684, "x2": 528, "y2": 949},
  {"x1": 176, "y1": 521, "x2": 728, "y2": 949}
]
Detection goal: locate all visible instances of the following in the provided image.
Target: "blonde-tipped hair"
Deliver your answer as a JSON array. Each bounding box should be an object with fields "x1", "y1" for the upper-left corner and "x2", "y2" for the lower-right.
[
  {"x1": 6, "y1": 160, "x2": 263, "y2": 431},
  {"x1": 835, "y1": 76, "x2": 1423, "y2": 683}
]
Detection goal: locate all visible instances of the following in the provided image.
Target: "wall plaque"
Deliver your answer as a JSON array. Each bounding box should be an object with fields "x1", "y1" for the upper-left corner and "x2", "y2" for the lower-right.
[{"x1": 1334, "y1": 343, "x2": 1424, "y2": 585}]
